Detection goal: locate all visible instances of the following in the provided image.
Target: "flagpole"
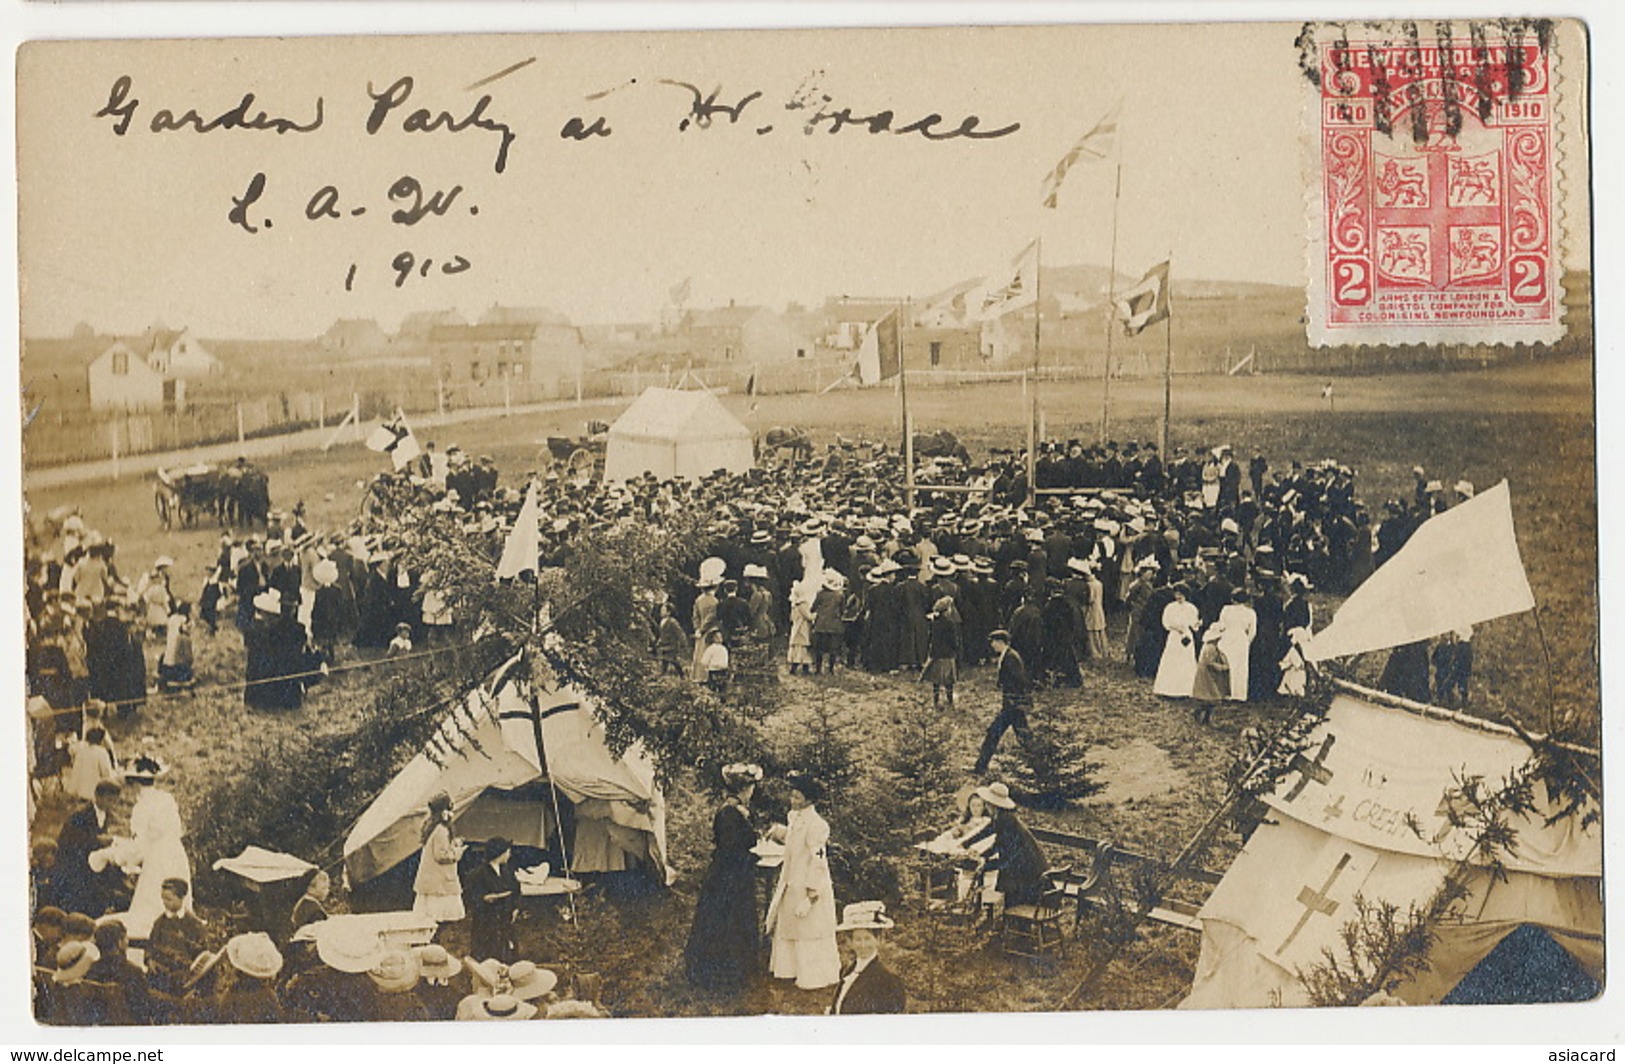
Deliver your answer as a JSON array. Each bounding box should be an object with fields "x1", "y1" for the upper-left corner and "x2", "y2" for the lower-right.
[
  {"x1": 1161, "y1": 254, "x2": 1173, "y2": 459},
  {"x1": 900, "y1": 302, "x2": 914, "y2": 508},
  {"x1": 1028, "y1": 238, "x2": 1042, "y2": 509},
  {"x1": 1100, "y1": 160, "x2": 1123, "y2": 444}
]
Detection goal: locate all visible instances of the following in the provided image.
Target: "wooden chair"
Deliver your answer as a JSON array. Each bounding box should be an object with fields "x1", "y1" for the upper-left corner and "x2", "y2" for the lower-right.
[{"x1": 1001, "y1": 866, "x2": 1071, "y2": 958}]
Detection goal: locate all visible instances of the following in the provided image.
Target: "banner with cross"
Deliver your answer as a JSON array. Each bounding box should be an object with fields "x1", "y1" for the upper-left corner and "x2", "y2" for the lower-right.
[
  {"x1": 1260, "y1": 837, "x2": 1377, "y2": 971},
  {"x1": 1262, "y1": 692, "x2": 1598, "y2": 878}
]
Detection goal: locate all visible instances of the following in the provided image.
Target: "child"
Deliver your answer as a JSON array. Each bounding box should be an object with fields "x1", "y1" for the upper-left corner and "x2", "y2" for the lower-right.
[
  {"x1": 157, "y1": 603, "x2": 195, "y2": 693},
  {"x1": 387, "y1": 622, "x2": 414, "y2": 658},
  {"x1": 654, "y1": 603, "x2": 690, "y2": 677},
  {"x1": 699, "y1": 628, "x2": 730, "y2": 693},
  {"x1": 197, "y1": 571, "x2": 224, "y2": 636},
  {"x1": 63, "y1": 726, "x2": 119, "y2": 802},
  {"x1": 1278, "y1": 626, "x2": 1310, "y2": 698},
  {"x1": 146, "y1": 878, "x2": 208, "y2": 996}
]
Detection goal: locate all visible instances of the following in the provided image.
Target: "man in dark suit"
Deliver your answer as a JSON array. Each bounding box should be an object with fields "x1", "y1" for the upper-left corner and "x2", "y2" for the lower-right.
[
  {"x1": 830, "y1": 903, "x2": 906, "y2": 1016},
  {"x1": 55, "y1": 781, "x2": 123, "y2": 918},
  {"x1": 466, "y1": 837, "x2": 520, "y2": 964},
  {"x1": 974, "y1": 630, "x2": 1035, "y2": 775}
]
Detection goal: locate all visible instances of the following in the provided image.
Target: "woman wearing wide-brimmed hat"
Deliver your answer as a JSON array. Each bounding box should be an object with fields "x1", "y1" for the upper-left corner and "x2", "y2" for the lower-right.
[
  {"x1": 764, "y1": 773, "x2": 840, "y2": 990},
  {"x1": 959, "y1": 783, "x2": 1048, "y2": 913},
  {"x1": 684, "y1": 763, "x2": 764, "y2": 993},
  {"x1": 412, "y1": 792, "x2": 467, "y2": 924},
  {"x1": 206, "y1": 932, "x2": 287, "y2": 1025}
]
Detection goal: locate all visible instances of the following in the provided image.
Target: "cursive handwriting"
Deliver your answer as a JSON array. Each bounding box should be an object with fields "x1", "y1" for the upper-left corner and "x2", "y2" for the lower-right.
[
  {"x1": 95, "y1": 75, "x2": 324, "y2": 137},
  {"x1": 365, "y1": 76, "x2": 516, "y2": 175},
  {"x1": 658, "y1": 80, "x2": 764, "y2": 132}
]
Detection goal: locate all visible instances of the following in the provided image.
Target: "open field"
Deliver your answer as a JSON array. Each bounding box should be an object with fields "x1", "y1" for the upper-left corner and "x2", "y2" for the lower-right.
[{"x1": 22, "y1": 356, "x2": 1598, "y2": 1017}]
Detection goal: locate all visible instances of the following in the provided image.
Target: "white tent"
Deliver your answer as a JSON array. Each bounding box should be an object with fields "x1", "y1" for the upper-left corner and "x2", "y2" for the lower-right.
[
  {"x1": 343, "y1": 656, "x2": 668, "y2": 885},
  {"x1": 1180, "y1": 684, "x2": 1601, "y2": 1009},
  {"x1": 602, "y1": 387, "x2": 754, "y2": 483}
]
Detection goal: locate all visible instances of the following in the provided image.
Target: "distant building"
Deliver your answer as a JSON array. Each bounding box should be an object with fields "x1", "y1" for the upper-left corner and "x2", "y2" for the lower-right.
[
  {"x1": 682, "y1": 304, "x2": 812, "y2": 364},
  {"x1": 139, "y1": 327, "x2": 220, "y2": 380},
  {"x1": 87, "y1": 339, "x2": 185, "y2": 412},
  {"x1": 396, "y1": 309, "x2": 468, "y2": 341},
  {"x1": 478, "y1": 304, "x2": 570, "y2": 327},
  {"x1": 429, "y1": 321, "x2": 588, "y2": 401},
  {"x1": 322, "y1": 318, "x2": 390, "y2": 353}
]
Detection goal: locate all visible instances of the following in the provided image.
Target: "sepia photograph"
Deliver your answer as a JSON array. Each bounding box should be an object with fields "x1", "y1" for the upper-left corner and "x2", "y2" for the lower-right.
[{"x1": 8, "y1": 9, "x2": 1609, "y2": 1041}]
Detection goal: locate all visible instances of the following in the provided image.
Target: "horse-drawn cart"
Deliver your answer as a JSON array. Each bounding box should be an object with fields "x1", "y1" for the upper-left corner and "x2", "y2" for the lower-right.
[
  {"x1": 539, "y1": 421, "x2": 609, "y2": 484},
  {"x1": 154, "y1": 462, "x2": 271, "y2": 530}
]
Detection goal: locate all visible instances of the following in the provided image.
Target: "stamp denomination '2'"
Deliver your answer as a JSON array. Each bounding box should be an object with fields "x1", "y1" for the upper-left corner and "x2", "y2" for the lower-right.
[{"x1": 1307, "y1": 23, "x2": 1563, "y2": 346}]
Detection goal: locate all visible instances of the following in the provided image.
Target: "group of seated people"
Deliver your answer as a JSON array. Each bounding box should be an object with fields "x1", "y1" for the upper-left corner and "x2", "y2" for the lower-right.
[
  {"x1": 918, "y1": 781, "x2": 1051, "y2": 922},
  {"x1": 32, "y1": 867, "x2": 610, "y2": 1025}
]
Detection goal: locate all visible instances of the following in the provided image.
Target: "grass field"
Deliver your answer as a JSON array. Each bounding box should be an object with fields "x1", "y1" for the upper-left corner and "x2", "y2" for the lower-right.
[{"x1": 22, "y1": 356, "x2": 1598, "y2": 1018}]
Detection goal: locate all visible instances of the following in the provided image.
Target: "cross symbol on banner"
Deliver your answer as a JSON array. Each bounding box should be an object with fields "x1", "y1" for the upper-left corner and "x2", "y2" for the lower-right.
[
  {"x1": 1321, "y1": 794, "x2": 1345, "y2": 821},
  {"x1": 1282, "y1": 736, "x2": 1337, "y2": 801},
  {"x1": 381, "y1": 420, "x2": 410, "y2": 454},
  {"x1": 1278, "y1": 852, "x2": 1353, "y2": 954}
]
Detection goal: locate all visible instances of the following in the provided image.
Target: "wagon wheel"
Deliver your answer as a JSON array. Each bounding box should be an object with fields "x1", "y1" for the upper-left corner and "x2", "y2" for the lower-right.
[
  {"x1": 566, "y1": 447, "x2": 598, "y2": 485},
  {"x1": 154, "y1": 485, "x2": 173, "y2": 531}
]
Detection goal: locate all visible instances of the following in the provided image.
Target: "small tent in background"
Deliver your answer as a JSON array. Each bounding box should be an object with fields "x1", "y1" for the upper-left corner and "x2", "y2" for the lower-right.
[
  {"x1": 602, "y1": 387, "x2": 754, "y2": 483},
  {"x1": 343, "y1": 655, "x2": 668, "y2": 889},
  {"x1": 1179, "y1": 682, "x2": 1602, "y2": 1009}
]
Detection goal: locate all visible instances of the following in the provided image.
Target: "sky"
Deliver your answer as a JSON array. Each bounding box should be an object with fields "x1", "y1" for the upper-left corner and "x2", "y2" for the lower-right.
[{"x1": 16, "y1": 19, "x2": 1591, "y2": 339}]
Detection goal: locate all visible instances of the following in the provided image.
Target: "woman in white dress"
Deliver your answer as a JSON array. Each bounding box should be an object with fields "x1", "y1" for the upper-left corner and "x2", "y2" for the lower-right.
[
  {"x1": 1217, "y1": 588, "x2": 1258, "y2": 702},
  {"x1": 765, "y1": 773, "x2": 839, "y2": 990},
  {"x1": 122, "y1": 762, "x2": 192, "y2": 939},
  {"x1": 413, "y1": 792, "x2": 466, "y2": 922},
  {"x1": 1153, "y1": 585, "x2": 1201, "y2": 698}
]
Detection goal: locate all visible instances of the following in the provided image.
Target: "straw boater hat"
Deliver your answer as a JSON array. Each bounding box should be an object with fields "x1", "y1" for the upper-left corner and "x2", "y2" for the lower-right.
[
  {"x1": 414, "y1": 944, "x2": 461, "y2": 981},
  {"x1": 821, "y1": 570, "x2": 845, "y2": 592},
  {"x1": 1065, "y1": 557, "x2": 1093, "y2": 575},
  {"x1": 835, "y1": 900, "x2": 895, "y2": 933},
  {"x1": 749, "y1": 529, "x2": 773, "y2": 546},
  {"x1": 315, "y1": 922, "x2": 386, "y2": 974},
  {"x1": 743, "y1": 563, "x2": 769, "y2": 580},
  {"x1": 929, "y1": 556, "x2": 955, "y2": 577},
  {"x1": 977, "y1": 782, "x2": 1017, "y2": 810},
  {"x1": 52, "y1": 941, "x2": 100, "y2": 985},
  {"x1": 369, "y1": 950, "x2": 422, "y2": 994},
  {"x1": 225, "y1": 932, "x2": 284, "y2": 981},
  {"x1": 473, "y1": 994, "x2": 536, "y2": 1021}
]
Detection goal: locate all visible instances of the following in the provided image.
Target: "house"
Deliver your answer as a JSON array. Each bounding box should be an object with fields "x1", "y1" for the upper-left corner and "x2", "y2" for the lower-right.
[
  {"x1": 87, "y1": 340, "x2": 183, "y2": 412},
  {"x1": 139, "y1": 327, "x2": 220, "y2": 379},
  {"x1": 682, "y1": 304, "x2": 812, "y2": 364},
  {"x1": 396, "y1": 308, "x2": 467, "y2": 342},
  {"x1": 321, "y1": 318, "x2": 390, "y2": 353},
  {"x1": 428, "y1": 321, "x2": 588, "y2": 401}
]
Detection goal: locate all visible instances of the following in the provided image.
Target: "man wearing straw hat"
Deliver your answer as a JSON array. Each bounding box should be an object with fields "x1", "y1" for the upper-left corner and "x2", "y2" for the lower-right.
[{"x1": 829, "y1": 901, "x2": 906, "y2": 1016}]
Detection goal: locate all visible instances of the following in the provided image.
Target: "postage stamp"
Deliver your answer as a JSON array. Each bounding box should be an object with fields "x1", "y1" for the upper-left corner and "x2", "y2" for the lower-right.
[{"x1": 1304, "y1": 21, "x2": 1567, "y2": 347}]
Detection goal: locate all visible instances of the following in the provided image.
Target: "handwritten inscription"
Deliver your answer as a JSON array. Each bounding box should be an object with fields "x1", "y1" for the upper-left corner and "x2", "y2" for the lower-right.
[{"x1": 90, "y1": 67, "x2": 1022, "y2": 294}]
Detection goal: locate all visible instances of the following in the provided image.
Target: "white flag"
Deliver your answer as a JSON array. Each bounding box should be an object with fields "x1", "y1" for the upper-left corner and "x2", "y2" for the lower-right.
[
  {"x1": 365, "y1": 410, "x2": 422, "y2": 471},
  {"x1": 495, "y1": 481, "x2": 541, "y2": 580},
  {"x1": 1305, "y1": 480, "x2": 1535, "y2": 662},
  {"x1": 976, "y1": 240, "x2": 1039, "y2": 321}
]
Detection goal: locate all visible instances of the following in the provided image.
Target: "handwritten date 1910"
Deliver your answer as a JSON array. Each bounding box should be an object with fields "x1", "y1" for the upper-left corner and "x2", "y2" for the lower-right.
[{"x1": 343, "y1": 252, "x2": 472, "y2": 292}]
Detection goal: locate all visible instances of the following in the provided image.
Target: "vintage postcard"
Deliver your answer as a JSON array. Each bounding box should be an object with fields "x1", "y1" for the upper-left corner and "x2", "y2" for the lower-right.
[{"x1": 11, "y1": 15, "x2": 1602, "y2": 1038}]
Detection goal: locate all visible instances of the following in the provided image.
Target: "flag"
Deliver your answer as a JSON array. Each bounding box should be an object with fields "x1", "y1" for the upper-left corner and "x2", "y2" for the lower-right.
[
  {"x1": 1040, "y1": 105, "x2": 1119, "y2": 209},
  {"x1": 1304, "y1": 481, "x2": 1535, "y2": 662},
  {"x1": 668, "y1": 276, "x2": 693, "y2": 306},
  {"x1": 745, "y1": 367, "x2": 758, "y2": 397},
  {"x1": 1116, "y1": 260, "x2": 1171, "y2": 335},
  {"x1": 365, "y1": 409, "x2": 422, "y2": 471},
  {"x1": 855, "y1": 310, "x2": 903, "y2": 386},
  {"x1": 495, "y1": 481, "x2": 542, "y2": 580},
  {"x1": 976, "y1": 240, "x2": 1039, "y2": 321}
]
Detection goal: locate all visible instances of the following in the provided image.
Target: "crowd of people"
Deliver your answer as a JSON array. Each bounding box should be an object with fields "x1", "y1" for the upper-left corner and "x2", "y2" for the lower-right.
[{"x1": 25, "y1": 424, "x2": 1487, "y2": 1023}]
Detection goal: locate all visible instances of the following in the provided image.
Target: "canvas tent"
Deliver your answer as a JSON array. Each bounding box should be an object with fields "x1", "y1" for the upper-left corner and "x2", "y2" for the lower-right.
[
  {"x1": 1180, "y1": 682, "x2": 1601, "y2": 1009},
  {"x1": 343, "y1": 655, "x2": 668, "y2": 886},
  {"x1": 602, "y1": 387, "x2": 754, "y2": 483}
]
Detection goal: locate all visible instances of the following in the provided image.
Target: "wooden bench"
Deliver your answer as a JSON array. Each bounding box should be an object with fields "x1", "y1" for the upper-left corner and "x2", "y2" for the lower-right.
[{"x1": 1028, "y1": 828, "x2": 1217, "y2": 934}]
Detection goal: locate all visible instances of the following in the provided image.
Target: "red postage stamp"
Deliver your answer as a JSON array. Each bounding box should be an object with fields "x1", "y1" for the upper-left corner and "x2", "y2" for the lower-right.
[{"x1": 1305, "y1": 23, "x2": 1566, "y2": 346}]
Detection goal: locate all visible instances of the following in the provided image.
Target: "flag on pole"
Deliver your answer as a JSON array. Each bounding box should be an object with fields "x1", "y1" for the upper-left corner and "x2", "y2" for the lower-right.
[
  {"x1": 1304, "y1": 481, "x2": 1535, "y2": 662},
  {"x1": 1116, "y1": 260, "x2": 1171, "y2": 335},
  {"x1": 976, "y1": 241, "x2": 1040, "y2": 321},
  {"x1": 495, "y1": 481, "x2": 542, "y2": 580},
  {"x1": 855, "y1": 310, "x2": 903, "y2": 386},
  {"x1": 1040, "y1": 105, "x2": 1119, "y2": 209},
  {"x1": 668, "y1": 276, "x2": 693, "y2": 306},
  {"x1": 365, "y1": 409, "x2": 422, "y2": 470}
]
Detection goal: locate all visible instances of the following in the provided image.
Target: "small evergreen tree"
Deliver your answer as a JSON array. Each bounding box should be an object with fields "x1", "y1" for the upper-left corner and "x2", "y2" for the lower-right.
[
  {"x1": 992, "y1": 709, "x2": 1104, "y2": 810},
  {"x1": 881, "y1": 692, "x2": 960, "y2": 840}
]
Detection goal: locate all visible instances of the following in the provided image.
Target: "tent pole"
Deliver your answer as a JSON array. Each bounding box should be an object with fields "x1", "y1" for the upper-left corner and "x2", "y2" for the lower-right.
[{"x1": 527, "y1": 673, "x2": 582, "y2": 931}]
